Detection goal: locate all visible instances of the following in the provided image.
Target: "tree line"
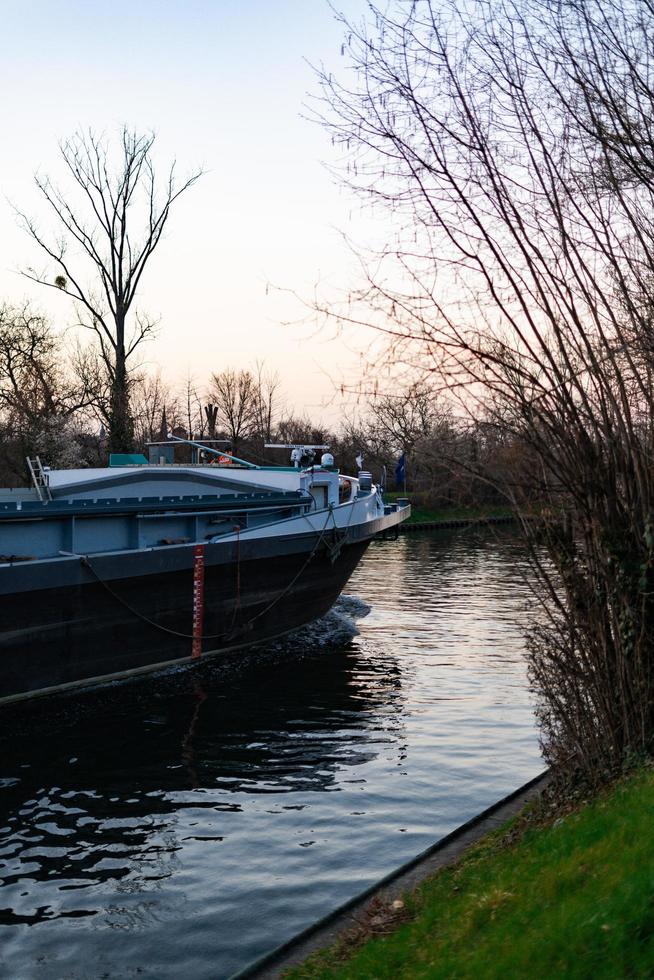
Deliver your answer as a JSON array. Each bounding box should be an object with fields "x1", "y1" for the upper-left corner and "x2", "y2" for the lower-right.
[{"x1": 0, "y1": 300, "x2": 507, "y2": 513}]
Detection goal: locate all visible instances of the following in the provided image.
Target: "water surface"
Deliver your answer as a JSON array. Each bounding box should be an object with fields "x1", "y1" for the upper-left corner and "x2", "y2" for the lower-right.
[{"x1": 0, "y1": 527, "x2": 542, "y2": 979}]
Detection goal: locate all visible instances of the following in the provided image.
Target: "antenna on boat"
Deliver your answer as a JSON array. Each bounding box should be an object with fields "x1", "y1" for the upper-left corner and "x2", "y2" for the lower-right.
[{"x1": 265, "y1": 443, "x2": 331, "y2": 469}]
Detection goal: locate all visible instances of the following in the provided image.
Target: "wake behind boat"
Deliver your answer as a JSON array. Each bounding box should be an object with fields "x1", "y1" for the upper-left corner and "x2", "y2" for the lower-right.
[{"x1": 0, "y1": 441, "x2": 409, "y2": 704}]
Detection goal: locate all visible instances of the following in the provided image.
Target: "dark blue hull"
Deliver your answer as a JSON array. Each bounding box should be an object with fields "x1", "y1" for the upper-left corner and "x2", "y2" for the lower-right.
[{"x1": 0, "y1": 535, "x2": 371, "y2": 704}]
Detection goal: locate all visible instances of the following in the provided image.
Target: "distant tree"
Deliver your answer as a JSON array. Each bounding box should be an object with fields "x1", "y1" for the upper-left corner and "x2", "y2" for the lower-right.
[
  {"x1": 251, "y1": 361, "x2": 283, "y2": 452},
  {"x1": 336, "y1": 387, "x2": 487, "y2": 500},
  {"x1": 208, "y1": 368, "x2": 258, "y2": 455},
  {"x1": 131, "y1": 370, "x2": 180, "y2": 449},
  {"x1": 0, "y1": 303, "x2": 93, "y2": 478},
  {"x1": 0, "y1": 304, "x2": 93, "y2": 428},
  {"x1": 180, "y1": 373, "x2": 205, "y2": 440},
  {"x1": 365, "y1": 384, "x2": 440, "y2": 456},
  {"x1": 274, "y1": 412, "x2": 317, "y2": 446},
  {"x1": 17, "y1": 127, "x2": 202, "y2": 454},
  {"x1": 33, "y1": 416, "x2": 88, "y2": 471}
]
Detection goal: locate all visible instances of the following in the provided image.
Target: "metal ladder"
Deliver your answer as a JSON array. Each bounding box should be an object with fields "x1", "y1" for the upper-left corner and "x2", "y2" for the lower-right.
[{"x1": 26, "y1": 456, "x2": 52, "y2": 502}]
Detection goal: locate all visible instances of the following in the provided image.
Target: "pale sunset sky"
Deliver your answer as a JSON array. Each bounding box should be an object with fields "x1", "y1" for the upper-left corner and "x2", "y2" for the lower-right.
[{"x1": 0, "y1": 0, "x2": 377, "y2": 423}]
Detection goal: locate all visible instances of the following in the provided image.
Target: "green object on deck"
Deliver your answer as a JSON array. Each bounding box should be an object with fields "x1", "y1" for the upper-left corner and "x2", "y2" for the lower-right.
[{"x1": 109, "y1": 453, "x2": 149, "y2": 466}]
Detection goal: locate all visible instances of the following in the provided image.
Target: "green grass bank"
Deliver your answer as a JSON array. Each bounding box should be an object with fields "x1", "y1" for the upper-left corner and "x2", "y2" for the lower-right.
[
  {"x1": 383, "y1": 494, "x2": 513, "y2": 526},
  {"x1": 287, "y1": 768, "x2": 654, "y2": 979}
]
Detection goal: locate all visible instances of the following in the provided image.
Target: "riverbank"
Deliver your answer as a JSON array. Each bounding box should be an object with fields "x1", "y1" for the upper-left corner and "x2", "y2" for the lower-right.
[
  {"x1": 238, "y1": 773, "x2": 548, "y2": 979},
  {"x1": 285, "y1": 766, "x2": 654, "y2": 979},
  {"x1": 384, "y1": 496, "x2": 514, "y2": 529}
]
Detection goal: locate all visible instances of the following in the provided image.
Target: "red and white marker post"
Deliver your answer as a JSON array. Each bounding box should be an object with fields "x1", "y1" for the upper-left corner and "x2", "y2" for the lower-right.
[{"x1": 191, "y1": 544, "x2": 206, "y2": 659}]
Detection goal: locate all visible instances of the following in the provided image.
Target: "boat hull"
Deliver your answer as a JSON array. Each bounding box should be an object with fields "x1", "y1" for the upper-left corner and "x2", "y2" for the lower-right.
[{"x1": 0, "y1": 533, "x2": 371, "y2": 704}]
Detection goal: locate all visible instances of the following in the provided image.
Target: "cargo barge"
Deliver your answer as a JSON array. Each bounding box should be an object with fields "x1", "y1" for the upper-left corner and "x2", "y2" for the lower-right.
[{"x1": 0, "y1": 443, "x2": 409, "y2": 704}]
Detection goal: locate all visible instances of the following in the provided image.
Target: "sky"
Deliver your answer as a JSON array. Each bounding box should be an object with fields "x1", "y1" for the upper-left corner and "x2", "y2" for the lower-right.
[{"x1": 0, "y1": 0, "x2": 377, "y2": 425}]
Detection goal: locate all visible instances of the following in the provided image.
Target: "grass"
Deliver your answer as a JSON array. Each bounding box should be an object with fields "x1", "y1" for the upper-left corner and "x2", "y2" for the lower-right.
[
  {"x1": 384, "y1": 493, "x2": 513, "y2": 525},
  {"x1": 286, "y1": 767, "x2": 654, "y2": 979}
]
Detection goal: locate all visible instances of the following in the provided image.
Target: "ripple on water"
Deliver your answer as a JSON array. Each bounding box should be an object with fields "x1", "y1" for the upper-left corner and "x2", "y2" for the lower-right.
[{"x1": 0, "y1": 526, "x2": 542, "y2": 979}]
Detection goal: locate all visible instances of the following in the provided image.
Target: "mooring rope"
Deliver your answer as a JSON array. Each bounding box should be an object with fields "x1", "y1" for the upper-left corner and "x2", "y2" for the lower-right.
[
  {"x1": 78, "y1": 504, "x2": 343, "y2": 644},
  {"x1": 236, "y1": 506, "x2": 341, "y2": 632}
]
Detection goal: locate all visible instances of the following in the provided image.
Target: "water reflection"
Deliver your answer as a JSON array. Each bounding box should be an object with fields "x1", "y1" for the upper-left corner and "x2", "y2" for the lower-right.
[
  {"x1": 1, "y1": 632, "x2": 405, "y2": 927},
  {"x1": 0, "y1": 527, "x2": 541, "y2": 979}
]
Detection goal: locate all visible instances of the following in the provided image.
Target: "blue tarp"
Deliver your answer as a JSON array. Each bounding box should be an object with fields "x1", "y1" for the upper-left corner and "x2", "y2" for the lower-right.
[{"x1": 109, "y1": 453, "x2": 149, "y2": 466}]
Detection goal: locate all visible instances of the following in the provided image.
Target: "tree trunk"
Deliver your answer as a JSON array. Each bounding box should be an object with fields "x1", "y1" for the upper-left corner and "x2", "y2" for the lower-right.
[{"x1": 108, "y1": 342, "x2": 134, "y2": 454}]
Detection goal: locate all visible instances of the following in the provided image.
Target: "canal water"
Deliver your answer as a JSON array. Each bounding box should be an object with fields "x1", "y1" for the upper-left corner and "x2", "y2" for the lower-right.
[{"x1": 0, "y1": 527, "x2": 542, "y2": 979}]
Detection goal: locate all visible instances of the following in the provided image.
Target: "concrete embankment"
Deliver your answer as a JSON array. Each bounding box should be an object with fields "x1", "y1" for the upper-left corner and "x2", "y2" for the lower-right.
[
  {"x1": 399, "y1": 515, "x2": 515, "y2": 532},
  {"x1": 234, "y1": 770, "x2": 549, "y2": 980}
]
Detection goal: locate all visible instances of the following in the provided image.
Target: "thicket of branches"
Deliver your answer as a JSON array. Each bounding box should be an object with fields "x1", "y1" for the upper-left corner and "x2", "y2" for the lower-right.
[
  {"x1": 315, "y1": 0, "x2": 654, "y2": 782},
  {"x1": 0, "y1": 304, "x2": 97, "y2": 479}
]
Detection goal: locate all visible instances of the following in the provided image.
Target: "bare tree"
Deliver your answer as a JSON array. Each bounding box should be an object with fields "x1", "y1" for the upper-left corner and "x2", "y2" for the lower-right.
[
  {"x1": 17, "y1": 127, "x2": 202, "y2": 453},
  {"x1": 208, "y1": 368, "x2": 258, "y2": 455},
  {"x1": 251, "y1": 361, "x2": 283, "y2": 452},
  {"x1": 131, "y1": 370, "x2": 181, "y2": 449},
  {"x1": 274, "y1": 411, "x2": 316, "y2": 446},
  {"x1": 179, "y1": 372, "x2": 205, "y2": 440},
  {"x1": 365, "y1": 384, "x2": 440, "y2": 456},
  {"x1": 318, "y1": 1, "x2": 654, "y2": 783}
]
